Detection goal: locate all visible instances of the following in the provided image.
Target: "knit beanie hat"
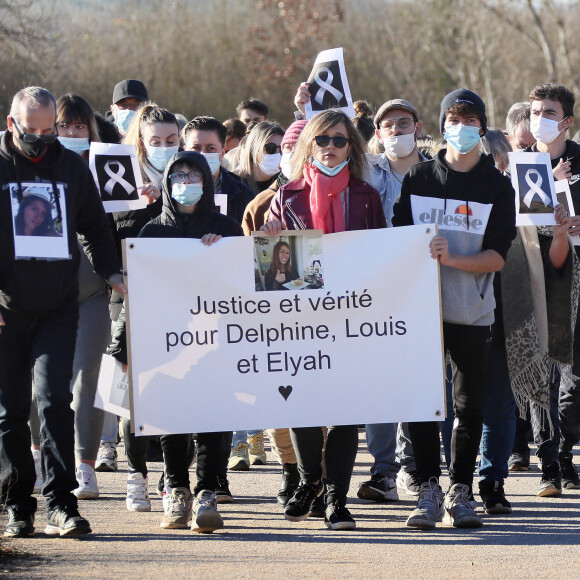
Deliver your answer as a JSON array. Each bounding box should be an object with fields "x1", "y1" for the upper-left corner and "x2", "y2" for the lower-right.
[
  {"x1": 439, "y1": 88, "x2": 487, "y2": 136},
  {"x1": 281, "y1": 120, "x2": 308, "y2": 148}
]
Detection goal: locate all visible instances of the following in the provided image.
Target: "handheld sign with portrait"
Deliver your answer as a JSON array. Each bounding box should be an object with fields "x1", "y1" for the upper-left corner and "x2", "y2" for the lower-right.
[
  {"x1": 125, "y1": 226, "x2": 445, "y2": 436},
  {"x1": 89, "y1": 142, "x2": 145, "y2": 213},
  {"x1": 10, "y1": 182, "x2": 69, "y2": 259},
  {"x1": 304, "y1": 47, "x2": 355, "y2": 121},
  {"x1": 554, "y1": 179, "x2": 579, "y2": 246},
  {"x1": 509, "y1": 151, "x2": 557, "y2": 226}
]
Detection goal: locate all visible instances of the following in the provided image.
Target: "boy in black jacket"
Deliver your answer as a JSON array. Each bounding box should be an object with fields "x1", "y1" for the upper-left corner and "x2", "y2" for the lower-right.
[{"x1": 393, "y1": 89, "x2": 516, "y2": 529}]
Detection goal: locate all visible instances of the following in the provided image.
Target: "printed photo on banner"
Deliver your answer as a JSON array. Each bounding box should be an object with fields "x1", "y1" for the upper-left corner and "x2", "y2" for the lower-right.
[
  {"x1": 304, "y1": 47, "x2": 355, "y2": 121},
  {"x1": 10, "y1": 182, "x2": 70, "y2": 259},
  {"x1": 252, "y1": 230, "x2": 324, "y2": 291},
  {"x1": 509, "y1": 151, "x2": 557, "y2": 226},
  {"x1": 89, "y1": 142, "x2": 145, "y2": 213},
  {"x1": 214, "y1": 193, "x2": 228, "y2": 216}
]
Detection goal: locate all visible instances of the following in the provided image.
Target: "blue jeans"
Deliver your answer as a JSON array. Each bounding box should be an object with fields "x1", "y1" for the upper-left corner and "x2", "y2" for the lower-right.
[
  {"x1": 232, "y1": 430, "x2": 262, "y2": 447},
  {"x1": 440, "y1": 364, "x2": 454, "y2": 469},
  {"x1": 0, "y1": 302, "x2": 79, "y2": 512},
  {"x1": 395, "y1": 423, "x2": 417, "y2": 473},
  {"x1": 478, "y1": 348, "x2": 516, "y2": 483},
  {"x1": 365, "y1": 423, "x2": 398, "y2": 477}
]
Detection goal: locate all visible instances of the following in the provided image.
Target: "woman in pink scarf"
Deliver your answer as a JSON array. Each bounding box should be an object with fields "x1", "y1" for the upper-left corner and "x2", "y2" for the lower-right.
[{"x1": 261, "y1": 109, "x2": 385, "y2": 531}]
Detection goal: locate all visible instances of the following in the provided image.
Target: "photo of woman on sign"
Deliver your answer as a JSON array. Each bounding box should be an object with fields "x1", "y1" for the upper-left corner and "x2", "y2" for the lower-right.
[
  {"x1": 14, "y1": 187, "x2": 61, "y2": 237},
  {"x1": 264, "y1": 240, "x2": 300, "y2": 290}
]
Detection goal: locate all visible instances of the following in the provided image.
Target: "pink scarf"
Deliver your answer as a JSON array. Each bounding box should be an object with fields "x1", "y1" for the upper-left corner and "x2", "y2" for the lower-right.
[{"x1": 303, "y1": 163, "x2": 350, "y2": 233}]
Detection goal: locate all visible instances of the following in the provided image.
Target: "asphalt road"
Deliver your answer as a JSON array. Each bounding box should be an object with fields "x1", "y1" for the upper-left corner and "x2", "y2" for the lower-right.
[{"x1": 1, "y1": 434, "x2": 579, "y2": 578}]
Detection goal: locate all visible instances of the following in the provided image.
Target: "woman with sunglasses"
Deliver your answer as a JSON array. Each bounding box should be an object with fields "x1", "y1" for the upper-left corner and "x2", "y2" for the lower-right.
[
  {"x1": 235, "y1": 121, "x2": 285, "y2": 194},
  {"x1": 261, "y1": 109, "x2": 386, "y2": 530},
  {"x1": 107, "y1": 151, "x2": 242, "y2": 532}
]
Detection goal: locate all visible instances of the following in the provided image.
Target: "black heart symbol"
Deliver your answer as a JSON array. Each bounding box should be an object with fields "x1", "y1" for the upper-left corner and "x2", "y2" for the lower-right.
[{"x1": 278, "y1": 385, "x2": 292, "y2": 401}]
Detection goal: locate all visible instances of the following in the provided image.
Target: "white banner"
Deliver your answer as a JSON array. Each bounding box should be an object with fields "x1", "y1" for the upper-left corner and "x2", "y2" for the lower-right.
[{"x1": 126, "y1": 226, "x2": 445, "y2": 435}]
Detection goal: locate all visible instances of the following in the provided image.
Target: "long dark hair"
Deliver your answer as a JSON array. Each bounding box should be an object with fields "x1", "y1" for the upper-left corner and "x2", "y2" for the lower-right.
[
  {"x1": 15, "y1": 195, "x2": 54, "y2": 236},
  {"x1": 268, "y1": 241, "x2": 293, "y2": 273}
]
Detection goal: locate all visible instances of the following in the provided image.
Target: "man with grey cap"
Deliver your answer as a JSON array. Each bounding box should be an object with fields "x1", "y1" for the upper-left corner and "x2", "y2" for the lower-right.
[
  {"x1": 357, "y1": 99, "x2": 427, "y2": 507},
  {"x1": 364, "y1": 98, "x2": 426, "y2": 227}
]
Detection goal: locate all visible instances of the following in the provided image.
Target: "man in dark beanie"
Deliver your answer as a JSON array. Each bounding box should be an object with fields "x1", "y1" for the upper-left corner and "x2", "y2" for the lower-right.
[{"x1": 393, "y1": 88, "x2": 516, "y2": 530}]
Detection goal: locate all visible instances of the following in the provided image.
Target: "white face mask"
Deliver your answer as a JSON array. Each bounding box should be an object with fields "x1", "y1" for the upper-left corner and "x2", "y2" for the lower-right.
[
  {"x1": 202, "y1": 152, "x2": 221, "y2": 175},
  {"x1": 280, "y1": 151, "x2": 293, "y2": 178},
  {"x1": 530, "y1": 115, "x2": 567, "y2": 145},
  {"x1": 57, "y1": 136, "x2": 90, "y2": 156},
  {"x1": 258, "y1": 153, "x2": 281, "y2": 177},
  {"x1": 145, "y1": 145, "x2": 179, "y2": 172},
  {"x1": 382, "y1": 131, "x2": 416, "y2": 159}
]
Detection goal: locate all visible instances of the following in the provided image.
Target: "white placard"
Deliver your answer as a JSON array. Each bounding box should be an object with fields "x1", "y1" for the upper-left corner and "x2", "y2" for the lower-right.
[
  {"x1": 509, "y1": 151, "x2": 557, "y2": 226},
  {"x1": 125, "y1": 226, "x2": 445, "y2": 435},
  {"x1": 10, "y1": 182, "x2": 70, "y2": 259},
  {"x1": 554, "y1": 179, "x2": 580, "y2": 246},
  {"x1": 89, "y1": 142, "x2": 145, "y2": 213},
  {"x1": 214, "y1": 193, "x2": 228, "y2": 215},
  {"x1": 304, "y1": 47, "x2": 355, "y2": 121},
  {"x1": 94, "y1": 354, "x2": 131, "y2": 419}
]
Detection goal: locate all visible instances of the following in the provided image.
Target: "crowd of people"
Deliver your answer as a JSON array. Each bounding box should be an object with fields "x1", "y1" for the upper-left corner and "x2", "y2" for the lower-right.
[{"x1": 0, "y1": 75, "x2": 579, "y2": 538}]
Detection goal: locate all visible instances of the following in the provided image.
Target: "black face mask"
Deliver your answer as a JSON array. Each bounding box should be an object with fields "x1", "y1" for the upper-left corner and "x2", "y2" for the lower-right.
[
  {"x1": 10, "y1": 117, "x2": 58, "y2": 158},
  {"x1": 12, "y1": 132, "x2": 48, "y2": 158}
]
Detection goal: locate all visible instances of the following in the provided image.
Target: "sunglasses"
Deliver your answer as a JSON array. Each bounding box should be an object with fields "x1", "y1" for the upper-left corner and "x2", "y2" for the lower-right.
[
  {"x1": 314, "y1": 135, "x2": 349, "y2": 149},
  {"x1": 264, "y1": 143, "x2": 282, "y2": 155},
  {"x1": 169, "y1": 171, "x2": 203, "y2": 184},
  {"x1": 11, "y1": 117, "x2": 58, "y2": 144},
  {"x1": 379, "y1": 117, "x2": 415, "y2": 132}
]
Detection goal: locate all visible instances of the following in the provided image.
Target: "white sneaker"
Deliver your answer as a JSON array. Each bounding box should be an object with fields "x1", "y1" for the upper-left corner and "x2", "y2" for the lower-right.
[
  {"x1": 74, "y1": 463, "x2": 99, "y2": 499},
  {"x1": 191, "y1": 490, "x2": 223, "y2": 533},
  {"x1": 160, "y1": 487, "x2": 192, "y2": 529},
  {"x1": 32, "y1": 449, "x2": 43, "y2": 494},
  {"x1": 95, "y1": 441, "x2": 118, "y2": 472},
  {"x1": 126, "y1": 472, "x2": 151, "y2": 512}
]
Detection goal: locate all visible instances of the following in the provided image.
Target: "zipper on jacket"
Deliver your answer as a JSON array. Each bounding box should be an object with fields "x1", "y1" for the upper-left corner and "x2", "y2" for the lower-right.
[{"x1": 286, "y1": 200, "x2": 307, "y2": 230}]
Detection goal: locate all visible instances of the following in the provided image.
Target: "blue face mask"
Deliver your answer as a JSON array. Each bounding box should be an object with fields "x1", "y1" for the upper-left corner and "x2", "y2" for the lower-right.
[
  {"x1": 145, "y1": 145, "x2": 179, "y2": 172},
  {"x1": 171, "y1": 182, "x2": 203, "y2": 207},
  {"x1": 444, "y1": 123, "x2": 481, "y2": 154},
  {"x1": 311, "y1": 157, "x2": 349, "y2": 177},
  {"x1": 114, "y1": 109, "x2": 135, "y2": 134},
  {"x1": 57, "y1": 136, "x2": 90, "y2": 156}
]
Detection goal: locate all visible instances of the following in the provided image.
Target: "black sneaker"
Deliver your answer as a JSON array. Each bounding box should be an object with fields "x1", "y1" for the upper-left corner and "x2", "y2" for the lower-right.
[
  {"x1": 215, "y1": 476, "x2": 234, "y2": 504},
  {"x1": 478, "y1": 479, "x2": 512, "y2": 514},
  {"x1": 4, "y1": 506, "x2": 35, "y2": 538},
  {"x1": 559, "y1": 452, "x2": 580, "y2": 489},
  {"x1": 277, "y1": 463, "x2": 300, "y2": 506},
  {"x1": 284, "y1": 481, "x2": 323, "y2": 522},
  {"x1": 357, "y1": 473, "x2": 398, "y2": 502},
  {"x1": 309, "y1": 493, "x2": 326, "y2": 518},
  {"x1": 508, "y1": 451, "x2": 530, "y2": 472},
  {"x1": 324, "y1": 502, "x2": 356, "y2": 530},
  {"x1": 537, "y1": 461, "x2": 562, "y2": 497},
  {"x1": 45, "y1": 505, "x2": 91, "y2": 537}
]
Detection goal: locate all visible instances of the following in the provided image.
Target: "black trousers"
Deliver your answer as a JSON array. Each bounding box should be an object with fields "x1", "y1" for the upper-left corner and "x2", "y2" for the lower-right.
[
  {"x1": 409, "y1": 322, "x2": 491, "y2": 488},
  {"x1": 290, "y1": 425, "x2": 358, "y2": 504}
]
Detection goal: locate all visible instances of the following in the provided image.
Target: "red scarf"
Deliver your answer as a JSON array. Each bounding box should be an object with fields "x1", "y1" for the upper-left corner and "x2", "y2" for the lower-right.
[{"x1": 303, "y1": 163, "x2": 350, "y2": 233}]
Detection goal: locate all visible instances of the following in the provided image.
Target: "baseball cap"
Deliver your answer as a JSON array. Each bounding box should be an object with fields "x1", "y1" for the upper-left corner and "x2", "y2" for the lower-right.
[
  {"x1": 374, "y1": 99, "x2": 420, "y2": 128},
  {"x1": 112, "y1": 79, "x2": 149, "y2": 104}
]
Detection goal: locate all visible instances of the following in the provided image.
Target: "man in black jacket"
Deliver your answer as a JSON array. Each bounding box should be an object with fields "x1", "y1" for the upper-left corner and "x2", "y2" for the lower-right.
[
  {"x1": 182, "y1": 116, "x2": 255, "y2": 225},
  {"x1": 0, "y1": 87, "x2": 126, "y2": 538}
]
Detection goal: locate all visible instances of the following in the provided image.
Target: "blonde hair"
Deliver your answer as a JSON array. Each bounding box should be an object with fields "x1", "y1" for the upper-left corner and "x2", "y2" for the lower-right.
[
  {"x1": 290, "y1": 109, "x2": 367, "y2": 181},
  {"x1": 122, "y1": 102, "x2": 178, "y2": 166},
  {"x1": 235, "y1": 121, "x2": 284, "y2": 192}
]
